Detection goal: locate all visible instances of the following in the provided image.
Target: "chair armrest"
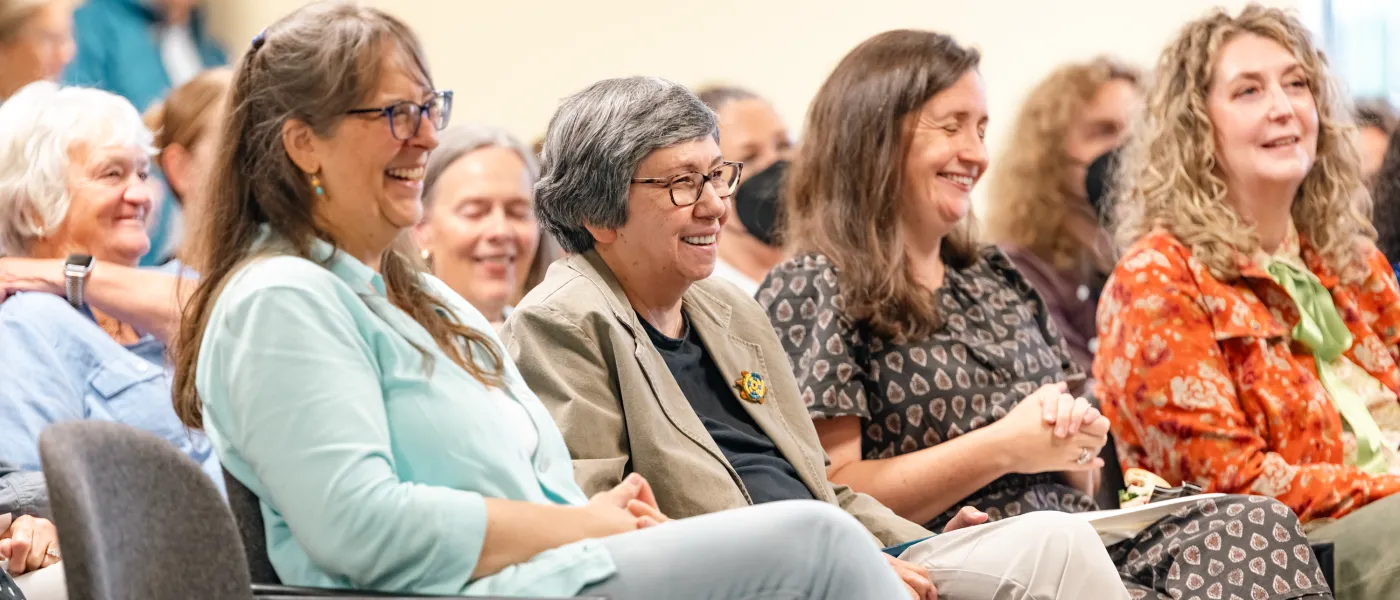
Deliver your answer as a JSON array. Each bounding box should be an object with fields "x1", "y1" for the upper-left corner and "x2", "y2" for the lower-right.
[
  {"x1": 1310, "y1": 542, "x2": 1335, "y2": 590},
  {"x1": 251, "y1": 582, "x2": 604, "y2": 599}
]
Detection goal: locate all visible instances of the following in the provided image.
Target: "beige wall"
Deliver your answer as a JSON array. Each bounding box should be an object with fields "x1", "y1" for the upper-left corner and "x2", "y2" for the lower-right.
[{"x1": 206, "y1": 0, "x2": 1300, "y2": 189}]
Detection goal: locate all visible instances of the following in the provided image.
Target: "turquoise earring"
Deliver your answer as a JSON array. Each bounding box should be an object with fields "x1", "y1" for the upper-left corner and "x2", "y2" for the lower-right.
[{"x1": 311, "y1": 174, "x2": 324, "y2": 196}]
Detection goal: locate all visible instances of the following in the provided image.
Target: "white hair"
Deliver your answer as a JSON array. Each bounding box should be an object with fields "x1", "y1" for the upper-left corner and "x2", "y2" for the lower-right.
[{"x1": 0, "y1": 81, "x2": 153, "y2": 256}]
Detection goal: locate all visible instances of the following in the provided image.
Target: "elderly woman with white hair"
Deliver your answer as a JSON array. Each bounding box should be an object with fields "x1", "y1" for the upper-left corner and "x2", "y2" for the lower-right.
[
  {"x1": 415, "y1": 124, "x2": 558, "y2": 329},
  {"x1": 0, "y1": 82, "x2": 220, "y2": 486},
  {"x1": 503, "y1": 76, "x2": 1127, "y2": 600}
]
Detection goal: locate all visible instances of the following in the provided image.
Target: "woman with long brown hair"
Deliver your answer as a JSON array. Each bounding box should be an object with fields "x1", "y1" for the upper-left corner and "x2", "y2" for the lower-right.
[
  {"x1": 763, "y1": 27, "x2": 1330, "y2": 600},
  {"x1": 984, "y1": 58, "x2": 1141, "y2": 372},
  {"x1": 168, "y1": 2, "x2": 909, "y2": 598},
  {"x1": 1096, "y1": 5, "x2": 1400, "y2": 597},
  {"x1": 144, "y1": 66, "x2": 232, "y2": 269}
]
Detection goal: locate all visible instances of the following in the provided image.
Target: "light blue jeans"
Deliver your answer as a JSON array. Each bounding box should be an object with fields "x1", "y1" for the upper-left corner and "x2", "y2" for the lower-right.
[{"x1": 580, "y1": 500, "x2": 907, "y2": 599}]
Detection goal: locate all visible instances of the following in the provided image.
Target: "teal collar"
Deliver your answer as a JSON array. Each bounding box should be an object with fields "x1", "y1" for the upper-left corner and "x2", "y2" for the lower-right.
[{"x1": 254, "y1": 224, "x2": 386, "y2": 296}]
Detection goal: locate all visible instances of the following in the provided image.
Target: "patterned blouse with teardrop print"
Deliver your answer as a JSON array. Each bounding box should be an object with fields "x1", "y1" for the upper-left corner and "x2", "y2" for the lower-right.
[
  {"x1": 1093, "y1": 228, "x2": 1400, "y2": 524},
  {"x1": 759, "y1": 249, "x2": 1094, "y2": 531}
]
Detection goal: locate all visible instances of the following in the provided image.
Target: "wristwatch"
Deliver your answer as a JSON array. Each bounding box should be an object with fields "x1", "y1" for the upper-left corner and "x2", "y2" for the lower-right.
[{"x1": 63, "y1": 254, "x2": 95, "y2": 308}]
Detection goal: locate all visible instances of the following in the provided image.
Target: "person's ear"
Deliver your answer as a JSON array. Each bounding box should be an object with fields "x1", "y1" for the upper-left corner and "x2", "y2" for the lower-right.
[
  {"x1": 413, "y1": 219, "x2": 434, "y2": 256},
  {"x1": 282, "y1": 118, "x2": 321, "y2": 175},
  {"x1": 583, "y1": 224, "x2": 618, "y2": 246}
]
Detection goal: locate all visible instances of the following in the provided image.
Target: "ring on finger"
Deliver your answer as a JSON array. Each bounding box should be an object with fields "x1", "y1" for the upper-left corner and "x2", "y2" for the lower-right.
[
  {"x1": 45, "y1": 546, "x2": 60, "y2": 559},
  {"x1": 1075, "y1": 447, "x2": 1094, "y2": 465}
]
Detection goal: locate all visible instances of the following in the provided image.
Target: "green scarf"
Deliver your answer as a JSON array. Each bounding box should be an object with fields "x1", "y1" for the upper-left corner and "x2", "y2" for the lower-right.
[{"x1": 1266, "y1": 260, "x2": 1388, "y2": 474}]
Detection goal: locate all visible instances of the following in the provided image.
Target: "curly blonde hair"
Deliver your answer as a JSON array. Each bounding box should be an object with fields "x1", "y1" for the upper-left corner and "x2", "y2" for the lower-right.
[
  {"x1": 985, "y1": 57, "x2": 1140, "y2": 270},
  {"x1": 1113, "y1": 4, "x2": 1372, "y2": 283}
]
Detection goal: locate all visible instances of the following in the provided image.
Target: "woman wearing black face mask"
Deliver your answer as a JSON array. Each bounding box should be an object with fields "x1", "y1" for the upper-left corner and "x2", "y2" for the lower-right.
[
  {"x1": 697, "y1": 86, "x2": 791, "y2": 294},
  {"x1": 733, "y1": 159, "x2": 786, "y2": 246},
  {"x1": 984, "y1": 59, "x2": 1141, "y2": 373}
]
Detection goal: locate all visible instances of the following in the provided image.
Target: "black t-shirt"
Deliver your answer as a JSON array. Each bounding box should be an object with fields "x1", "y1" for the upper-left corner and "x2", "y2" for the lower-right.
[{"x1": 639, "y1": 313, "x2": 816, "y2": 505}]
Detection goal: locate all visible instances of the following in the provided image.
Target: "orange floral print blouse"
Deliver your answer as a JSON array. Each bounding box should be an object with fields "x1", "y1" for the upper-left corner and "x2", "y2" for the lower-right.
[{"x1": 1093, "y1": 229, "x2": 1400, "y2": 522}]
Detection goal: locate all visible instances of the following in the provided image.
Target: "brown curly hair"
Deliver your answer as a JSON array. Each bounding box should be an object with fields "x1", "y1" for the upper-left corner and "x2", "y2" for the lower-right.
[
  {"x1": 1112, "y1": 4, "x2": 1372, "y2": 284},
  {"x1": 984, "y1": 57, "x2": 1140, "y2": 270}
]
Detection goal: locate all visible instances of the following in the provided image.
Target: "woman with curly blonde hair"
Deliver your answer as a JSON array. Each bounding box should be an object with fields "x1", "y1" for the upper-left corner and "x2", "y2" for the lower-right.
[
  {"x1": 985, "y1": 57, "x2": 1141, "y2": 372},
  {"x1": 1095, "y1": 5, "x2": 1400, "y2": 596}
]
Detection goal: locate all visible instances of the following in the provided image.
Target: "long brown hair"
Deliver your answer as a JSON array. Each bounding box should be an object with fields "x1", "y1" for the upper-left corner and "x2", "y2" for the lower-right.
[
  {"x1": 984, "y1": 58, "x2": 1140, "y2": 270},
  {"x1": 783, "y1": 29, "x2": 981, "y2": 341},
  {"x1": 1113, "y1": 4, "x2": 1371, "y2": 283},
  {"x1": 172, "y1": 1, "x2": 502, "y2": 430}
]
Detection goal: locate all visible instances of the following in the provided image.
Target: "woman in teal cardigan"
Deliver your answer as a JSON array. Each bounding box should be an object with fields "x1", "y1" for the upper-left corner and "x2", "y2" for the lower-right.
[{"x1": 170, "y1": 3, "x2": 909, "y2": 598}]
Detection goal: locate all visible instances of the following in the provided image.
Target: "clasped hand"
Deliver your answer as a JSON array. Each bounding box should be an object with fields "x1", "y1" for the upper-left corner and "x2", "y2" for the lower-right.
[
  {"x1": 998, "y1": 381, "x2": 1110, "y2": 474},
  {"x1": 580, "y1": 473, "x2": 671, "y2": 536},
  {"x1": 0, "y1": 515, "x2": 61, "y2": 576}
]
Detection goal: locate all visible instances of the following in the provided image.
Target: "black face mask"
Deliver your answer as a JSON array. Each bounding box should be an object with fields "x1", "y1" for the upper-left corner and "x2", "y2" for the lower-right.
[
  {"x1": 733, "y1": 160, "x2": 787, "y2": 247},
  {"x1": 1085, "y1": 148, "x2": 1119, "y2": 221}
]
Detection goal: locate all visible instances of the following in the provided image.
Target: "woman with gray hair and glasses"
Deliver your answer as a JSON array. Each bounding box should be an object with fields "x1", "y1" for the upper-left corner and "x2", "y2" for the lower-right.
[
  {"x1": 503, "y1": 75, "x2": 1126, "y2": 600},
  {"x1": 414, "y1": 124, "x2": 558, "y2": 329}
]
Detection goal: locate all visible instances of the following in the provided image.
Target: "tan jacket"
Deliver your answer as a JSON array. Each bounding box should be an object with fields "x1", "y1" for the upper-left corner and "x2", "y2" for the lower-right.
[{"x1": 502, "y1": 251, "x2": 931, "y2": 547}]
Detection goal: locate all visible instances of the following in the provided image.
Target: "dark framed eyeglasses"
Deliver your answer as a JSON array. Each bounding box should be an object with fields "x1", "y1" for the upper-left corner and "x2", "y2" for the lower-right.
[
  {"x1": 345, "y1": 90, "x2": 453, "y2": 141},
  {"x1": 631, "y1": 161, "x2": 744, "y2": 207}
]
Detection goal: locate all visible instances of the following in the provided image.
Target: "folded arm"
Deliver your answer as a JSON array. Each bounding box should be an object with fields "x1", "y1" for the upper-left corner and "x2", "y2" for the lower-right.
[
  {"x1": 0, "y1": 258, "x2": 189, "y2": 344},
  {"x1": 0, "y1": 462, "x2": 48, "y2": 518},
  {"x1": 818, "y1": 415, "x2": 1018, "y2": 526}
]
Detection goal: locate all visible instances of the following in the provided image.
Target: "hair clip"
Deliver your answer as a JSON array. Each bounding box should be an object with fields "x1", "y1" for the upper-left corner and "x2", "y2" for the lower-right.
[{"x1": 251, "y1": 28, "x2": 268, "y2": 51}]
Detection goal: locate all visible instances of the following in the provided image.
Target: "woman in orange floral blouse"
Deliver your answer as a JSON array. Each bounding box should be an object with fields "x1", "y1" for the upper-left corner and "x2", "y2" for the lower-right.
[{"x1": 1095, "y1": 6, "x2": 1400, "y2": 598}]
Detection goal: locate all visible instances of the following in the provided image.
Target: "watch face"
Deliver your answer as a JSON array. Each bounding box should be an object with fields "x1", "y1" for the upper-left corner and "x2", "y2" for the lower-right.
[{"x1": 64, "y1": 254, "x2": 94, "y2": 268}]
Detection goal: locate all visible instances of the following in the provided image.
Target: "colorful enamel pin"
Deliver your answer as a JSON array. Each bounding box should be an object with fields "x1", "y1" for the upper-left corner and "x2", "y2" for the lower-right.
[{"x1": 734, "y1": 371, "x2": 768, "y2": 404}]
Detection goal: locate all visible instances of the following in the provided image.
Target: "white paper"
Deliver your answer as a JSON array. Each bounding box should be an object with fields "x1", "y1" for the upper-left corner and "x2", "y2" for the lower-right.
[{"x1": 1074, "y1": 493, "x2": 1227, "y2": 545}]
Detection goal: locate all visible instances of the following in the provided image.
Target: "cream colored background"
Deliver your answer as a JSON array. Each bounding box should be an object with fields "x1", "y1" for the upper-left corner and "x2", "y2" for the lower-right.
[{"x1": 206, "y1": 0, "x2": 1303, "y2": 188}]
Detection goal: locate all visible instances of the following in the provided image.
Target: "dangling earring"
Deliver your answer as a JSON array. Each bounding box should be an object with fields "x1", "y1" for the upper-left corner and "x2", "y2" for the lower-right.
[{"x1": 311, "y1": 173, "x2": 325, "y2": 196}]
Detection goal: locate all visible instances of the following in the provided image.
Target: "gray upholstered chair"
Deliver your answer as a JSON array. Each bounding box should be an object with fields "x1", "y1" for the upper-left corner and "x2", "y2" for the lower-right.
[
  {"x1": 38, "y1": 421, "x2": 599, "y2": 600},
  {"x1": 224, "y1": 470, "x2": 280, "y2": 587}
]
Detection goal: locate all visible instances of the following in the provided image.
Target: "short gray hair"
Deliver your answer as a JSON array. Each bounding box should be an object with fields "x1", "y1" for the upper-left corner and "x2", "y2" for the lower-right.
[
  {"x1": 423, "y1": 124, "x2": 539, "y2": 212},
  {"x1": 0, "y1": 81, "x2": 152, "y2": 256},
  {"x1": 534, "y1": 76, "x2": 718, "y2": 254}
]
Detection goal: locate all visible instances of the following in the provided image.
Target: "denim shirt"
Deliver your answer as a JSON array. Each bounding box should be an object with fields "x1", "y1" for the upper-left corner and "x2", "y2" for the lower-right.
[
  {"x1": 197, "y1": 231, "x2": 615, "y2": 596},
  {"x1": 0, "y1": 292, "x2": 223, "y2": 491}
]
